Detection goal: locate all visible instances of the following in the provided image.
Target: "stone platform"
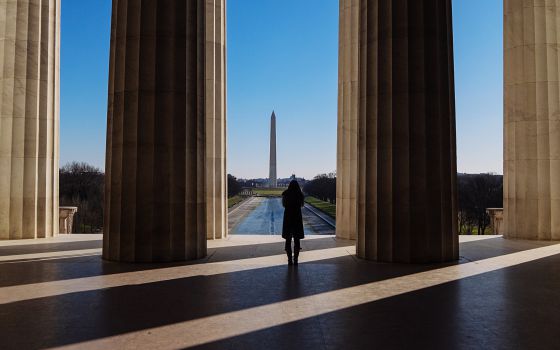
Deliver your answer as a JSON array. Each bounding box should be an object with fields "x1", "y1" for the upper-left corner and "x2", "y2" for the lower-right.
[{"x1": 0, "y1": 234, "x2": 559, "y2": 349}]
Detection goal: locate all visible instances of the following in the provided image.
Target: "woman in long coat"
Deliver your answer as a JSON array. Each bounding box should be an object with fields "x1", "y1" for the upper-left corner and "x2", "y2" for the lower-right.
[{"x1": 282, "y1": 180, "x2": 305, "y2": 265}]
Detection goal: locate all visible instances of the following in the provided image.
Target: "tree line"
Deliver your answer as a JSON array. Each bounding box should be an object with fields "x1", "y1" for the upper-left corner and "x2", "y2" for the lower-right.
[
  {"x1": 228, "y1": 174, "x2": 242, "y2": 197},
  {"x1": 457, "y1": 173, "x2": 502, "y2": 234},
  {"x1": 299, "y1": 172, "x2": 502, "y2": 235},
  {"x1": 303, "y1": 172, "x2": 336, "y2": 204},
  {"x1": 59, "y1": 162, "x2": 104, "y2": 233},
  {"x1": 59, "y1": 162, "x2": 502, "y2": 235}
]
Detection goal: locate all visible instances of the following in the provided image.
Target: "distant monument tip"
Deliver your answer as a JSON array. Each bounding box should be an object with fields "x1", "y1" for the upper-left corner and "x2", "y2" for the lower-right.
[{"x1": 269, "y1": 111, "x2": 277, "y2": 188}]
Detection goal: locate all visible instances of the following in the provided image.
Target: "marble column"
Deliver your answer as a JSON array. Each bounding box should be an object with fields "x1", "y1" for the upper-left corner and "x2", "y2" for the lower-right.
[
  {"x1": 205, "y1": 0, "x2": 227, "y2": 240},
  {"x1": 104, "y1": 0, "x2": 208, "y2": 262},
  {"x1": 504, "y1": 1, "x2": 560, "y2": 240},
  {"x1": 356, "y1": 0, "x2": 458, "y2": 263},
  {"x1": 0, "y1": 0, "x2": 60, "y2": 240},
  {"x1": 336, "y1": 0, "x2": 359, "y2": 240}
]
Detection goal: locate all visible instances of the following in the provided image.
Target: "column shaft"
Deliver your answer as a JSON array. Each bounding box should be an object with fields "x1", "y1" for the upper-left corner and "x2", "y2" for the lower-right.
[
  {"x1": 504, "y1": 1, "x2": 560, "y2": 240},
  {"x1": 356, "y1": 0, "x2": 458, "y2": 263},
  {"x1": 0, "y1": 0, "x2": 60, "y2": 240},
  {"x1": 104, "y1": 0, "x2": 207, "y2": 262},
  {"x1": 205, "y1": 0, "x2": 227, "y2": 240},
  {"x1": 336, "y1": 0, "x2": 359, "y2": 240}
]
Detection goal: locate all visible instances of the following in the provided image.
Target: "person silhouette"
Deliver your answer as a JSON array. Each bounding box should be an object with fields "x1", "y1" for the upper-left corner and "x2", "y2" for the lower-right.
[{"x1": 282, "y1": 180, "x2": 305, "y2": 265}]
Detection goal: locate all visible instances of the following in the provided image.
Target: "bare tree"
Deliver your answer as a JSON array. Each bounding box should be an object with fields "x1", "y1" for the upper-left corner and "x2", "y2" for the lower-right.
[
  {"x1": 303, "y1": 172, "x2": 336, "y2": 203},
  {"x1": 458, "y1": 173, "x2": 502, "y2": 235},
  {"x1": 59, "y1": 162, "x2": 104, "y2": 233}
]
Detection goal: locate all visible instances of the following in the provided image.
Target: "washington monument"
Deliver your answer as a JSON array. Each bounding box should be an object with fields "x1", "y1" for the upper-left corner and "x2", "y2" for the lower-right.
[{"x1": 269, "y1": 111, "x2": 277, "y2": 187}]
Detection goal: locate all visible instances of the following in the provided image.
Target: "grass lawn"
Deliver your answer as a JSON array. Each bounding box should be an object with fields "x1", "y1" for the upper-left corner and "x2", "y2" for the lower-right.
[
  {"x1": 305, "y1": 196, "x2": 336, "y2": 219},
  {"x1": 228, "y1": 195, "x2": 245, "y2": 208},
  {"x1": 253, "y1": 188, "x2": 284, "y2": 197}
]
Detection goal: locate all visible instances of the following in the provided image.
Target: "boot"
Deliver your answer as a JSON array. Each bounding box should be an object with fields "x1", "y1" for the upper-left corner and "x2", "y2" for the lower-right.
[
  {"x1": 293, "y1": 239, "x2": 300, "y2": 265},
  {"x1": 286, "y1": 251, "x2": 293, "y2": 265}
]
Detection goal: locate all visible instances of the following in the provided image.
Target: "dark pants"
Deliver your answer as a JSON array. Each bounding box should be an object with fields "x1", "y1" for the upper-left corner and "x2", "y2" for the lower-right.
[{"x1": 285, "y1": 237, "x2": 301, "y2": 256}]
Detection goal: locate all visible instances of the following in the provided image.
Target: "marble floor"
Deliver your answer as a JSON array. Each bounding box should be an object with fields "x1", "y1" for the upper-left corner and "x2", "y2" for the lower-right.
[{"x1": 1, "y1": 234, "x2": 559, "y2": 350}]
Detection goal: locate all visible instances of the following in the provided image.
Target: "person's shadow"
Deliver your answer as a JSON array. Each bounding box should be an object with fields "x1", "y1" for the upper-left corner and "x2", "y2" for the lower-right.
[{"x1": 284, "y1": 265, "x2": 302, "y2": 298}]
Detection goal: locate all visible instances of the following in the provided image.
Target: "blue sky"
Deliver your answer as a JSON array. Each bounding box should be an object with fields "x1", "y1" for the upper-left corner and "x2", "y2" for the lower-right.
[
  {"x1": 60, "y1": 0, "x2": 503, "y2": 179},
  {"x1": 453, "y1": 0, "x2": 503, "y2": 175}
]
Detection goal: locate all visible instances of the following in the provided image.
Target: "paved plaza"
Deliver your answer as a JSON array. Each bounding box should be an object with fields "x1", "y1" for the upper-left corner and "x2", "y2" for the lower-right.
[{"x1": 1, "y1": 234, "x2": 560, "y2": 349}]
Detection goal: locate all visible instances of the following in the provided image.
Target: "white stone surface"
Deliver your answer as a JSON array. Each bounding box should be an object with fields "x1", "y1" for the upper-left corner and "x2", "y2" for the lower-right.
[
  {"x1": 504, "y1": 0, "x2": 560, "y2": 240},
  {"x1": 205, "y1": 0, "x2": 227, "y2": 240},
  {"x1": 0, "y1": 0, "x2": 60, "y2": 240},
  {"x1": 336, "y1": 0, "x2": 359, "y2": 241},
  {"x1": 58, "y1": 206, "x2": 77, "y2": 234}
]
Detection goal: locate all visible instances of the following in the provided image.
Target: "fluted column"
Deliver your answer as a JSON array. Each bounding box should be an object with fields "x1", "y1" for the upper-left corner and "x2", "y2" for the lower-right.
[
  {"x1": 0, "y1": 0, "x2": 60, "y2": 240},
  {"x1": 356, "y1": 0, "x2": 458, "y2": 263},
  {"x1": 103, "y1": 0, "x2": 207, "y2": 262},
  {"x1": 336, "y1": 0, "x2": 359, "y2": 240},
  {"x1": 205, "y1": 0, "x2": 227, "y2": 240},
  {"x1": 504, "y1": 1, "x2": 560, "y2": 240}
]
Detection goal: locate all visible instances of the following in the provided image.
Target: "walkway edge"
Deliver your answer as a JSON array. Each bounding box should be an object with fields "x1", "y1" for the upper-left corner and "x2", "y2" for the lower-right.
[
  {"x1": 304, "y1": 204, "x2": 336, "y2": 228},
  {"x1": 228, "y1": 197, "x2": 254, "y2": 215}
]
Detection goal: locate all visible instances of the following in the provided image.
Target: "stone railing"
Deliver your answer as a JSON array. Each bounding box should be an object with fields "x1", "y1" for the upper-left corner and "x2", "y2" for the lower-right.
[
  {"x1": 486, "y1": 208, "x2": 504, "y2": 235},
  {"x1": 59, "y1": 207, "x2": 78, "y2": 234},
  {"x1": 240, "y1": 188, "x2": 254, "y2": 196}
]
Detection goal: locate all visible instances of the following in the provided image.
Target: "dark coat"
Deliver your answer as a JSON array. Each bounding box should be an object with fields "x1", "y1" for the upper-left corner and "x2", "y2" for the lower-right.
[{"x1": 282, "y1": 190, "x2": 304, "y2": 239}]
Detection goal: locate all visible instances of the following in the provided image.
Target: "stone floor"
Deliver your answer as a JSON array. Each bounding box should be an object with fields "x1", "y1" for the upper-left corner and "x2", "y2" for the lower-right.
[{"x1": 1, "y1": 234, "x2": 560, "y2": 350}]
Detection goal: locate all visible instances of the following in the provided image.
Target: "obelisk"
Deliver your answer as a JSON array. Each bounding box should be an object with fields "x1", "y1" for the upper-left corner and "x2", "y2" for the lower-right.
[{"x1": 269, "y1": 111, "x2": 277, "y2": 188}]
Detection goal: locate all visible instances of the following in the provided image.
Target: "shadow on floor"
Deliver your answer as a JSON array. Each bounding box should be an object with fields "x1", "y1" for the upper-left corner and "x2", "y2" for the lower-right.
[
  {"x1": 0, "y1": 236, "x2": 554, "y2": 288},
  {"x1": 0, "y1": 237, "x2": 349, "y2": 287},
  {"x1": 0, "y1": 239, "x2": 103, "y2": 256},
  {"x1": 2, "y1": 237, "x2": 559, "y2": 349},
  {"x1": 188, "y1": 253, "x2": 560, "y2": 350},
  {"x1": 0, "y1": 254, "x2": 447, "y2": 349}
]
